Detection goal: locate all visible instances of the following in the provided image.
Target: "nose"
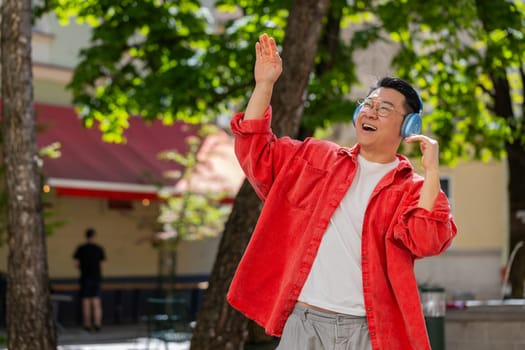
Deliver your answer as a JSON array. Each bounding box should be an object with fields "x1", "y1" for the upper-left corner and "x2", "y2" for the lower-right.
[{"x1": 363, "y1": 107, "x2": 379, "y2": 119}]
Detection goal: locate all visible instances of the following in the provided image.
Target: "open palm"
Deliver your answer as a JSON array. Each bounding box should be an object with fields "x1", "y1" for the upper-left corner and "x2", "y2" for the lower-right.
[{"x1": 254, "y1": 33, "x2": 282, "y2": 85}]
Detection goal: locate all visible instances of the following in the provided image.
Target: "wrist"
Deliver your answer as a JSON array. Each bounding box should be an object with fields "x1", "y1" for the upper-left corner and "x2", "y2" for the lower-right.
[
  {"x1": 424, "y1": 167, "x2": 440, "y2": 177},
  {"x1": 254, "y1": 80, "x2": 276, "y2": 90}
]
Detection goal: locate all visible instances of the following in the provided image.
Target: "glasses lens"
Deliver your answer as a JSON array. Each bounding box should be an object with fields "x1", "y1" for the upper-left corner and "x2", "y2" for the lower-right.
[
  {"x1": 378, "y1": 102, "x2": 394, "y2": 117},
  {"x1": 362, "y1": 98, "x2": 374, "y2": 110}
]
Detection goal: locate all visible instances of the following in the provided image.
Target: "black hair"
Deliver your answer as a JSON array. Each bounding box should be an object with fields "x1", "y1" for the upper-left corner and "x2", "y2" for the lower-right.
[
  {"x1": 368, "y1": 77, "x2": 422, "y2": 114},
  {"x1": 85, "y1": 228, "x2": 96, "y2": 239}
]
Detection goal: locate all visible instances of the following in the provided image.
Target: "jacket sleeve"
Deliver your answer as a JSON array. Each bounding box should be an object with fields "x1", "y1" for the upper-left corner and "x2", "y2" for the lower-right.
[
  {"x1": 391, "y1": 188, "x2": 457, "y2": 258},
  {"x1": 230, "y1": 107, "x2": 302, "y2": 201}
]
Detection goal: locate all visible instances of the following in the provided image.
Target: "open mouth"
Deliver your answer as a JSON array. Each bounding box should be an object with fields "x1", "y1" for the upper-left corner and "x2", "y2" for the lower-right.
[{"x1": 362, "y1": 123, "x2": 377, "y2": 132}]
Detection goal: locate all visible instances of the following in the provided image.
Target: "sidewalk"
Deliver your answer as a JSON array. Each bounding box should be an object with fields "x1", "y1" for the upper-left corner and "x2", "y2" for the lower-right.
[
  {"x1": 59, "y1": 324, "x2": 190, "y2": 350},
  {"x1": 1, "y1": 324, "x2": 191, "y2": 350},
  {"x1": 0, "y1": 324, "x2": 275, "y2": 349}
]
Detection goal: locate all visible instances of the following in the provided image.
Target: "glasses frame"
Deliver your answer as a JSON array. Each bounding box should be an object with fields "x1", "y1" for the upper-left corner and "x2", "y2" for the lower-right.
[{"x1": 359, "y1": 97, "x2": 406, "y2": 118}]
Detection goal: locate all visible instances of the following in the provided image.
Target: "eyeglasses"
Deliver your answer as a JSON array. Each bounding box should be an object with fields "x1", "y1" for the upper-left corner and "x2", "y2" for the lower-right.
[{"x1": 359, "y1": 98, "x2": 405, "y2": 118}]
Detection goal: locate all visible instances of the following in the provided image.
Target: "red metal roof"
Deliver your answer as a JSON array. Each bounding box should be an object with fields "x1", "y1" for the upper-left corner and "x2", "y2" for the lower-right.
[{"x1": 34, "y1": 103, "x2": 244, "y2": 200}]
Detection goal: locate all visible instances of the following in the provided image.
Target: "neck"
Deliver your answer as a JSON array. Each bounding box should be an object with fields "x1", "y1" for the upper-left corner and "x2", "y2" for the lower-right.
[{"x1": 358, "y1": 149, "x2": 397, "y2": 163}]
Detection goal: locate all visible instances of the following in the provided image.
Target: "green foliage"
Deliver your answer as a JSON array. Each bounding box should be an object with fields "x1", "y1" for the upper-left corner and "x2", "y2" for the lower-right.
[
  {"x1": 35, "y1": 0, "x2": 525, "y2": 164},
  {"x1": 155, "y1": 124, "x2": 230, "y2": 247},
  {"x1": 42, "y1": 0, "x2": 219, "y2": 142},
  {"x1": 34, "y1": 0, "x2": 284, "y2": 141},
  {"x1": 152, "y1": 122, "x2": 233, "y2": 299},
  {"x1": 303, "y1": 0, "x2": 360, "y2": 130},
  {"x1": 35, "y1": 0, "x2": 358, "y2": 139},
  {"x1": 39, "y1": 142, "x2": 61, "y2": 159},
  {"x1": 350, "y1": 0, "x2": 525, "y2": 163}
]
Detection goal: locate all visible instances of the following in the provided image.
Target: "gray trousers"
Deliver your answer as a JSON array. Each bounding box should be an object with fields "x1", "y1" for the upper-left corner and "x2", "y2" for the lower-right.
[{"x1": 276, "y1": 303, "x2": 372, "y2": 350}]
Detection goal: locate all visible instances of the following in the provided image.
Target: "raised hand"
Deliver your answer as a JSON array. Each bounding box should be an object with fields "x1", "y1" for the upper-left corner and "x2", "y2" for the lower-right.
[
  {"x1": 254, "y1": 33, "x2": 283, "y2": 86},
  {"x1": 243, "y1": 34, "x2": 282, "y2": 120}
]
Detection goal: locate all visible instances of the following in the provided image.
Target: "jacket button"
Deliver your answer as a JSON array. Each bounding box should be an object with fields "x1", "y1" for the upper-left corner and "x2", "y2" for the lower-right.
[{"x1": 370, "y1": 332, "x2": 376, "y2": 337}]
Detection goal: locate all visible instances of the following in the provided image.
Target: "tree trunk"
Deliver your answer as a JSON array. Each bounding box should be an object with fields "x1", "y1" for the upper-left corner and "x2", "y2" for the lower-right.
[
  {"x1": 271, "y1": 0, "x2": 331, "y2": 138},
  {"x1": 490, "y1": 74, "x2": 525, "y2": 298},
  {"x1": 190, "y1": 182, "x2": 259, "y2": 349},
  {"x1": 190, "y1": 1, "x2": 330, "y2": 348},
  {"x1": 1, "y1": 1, "x2": 57, "y2": 349},
  {"x1": 507, "y1": 141, "x2": 525, "y2": 298}
]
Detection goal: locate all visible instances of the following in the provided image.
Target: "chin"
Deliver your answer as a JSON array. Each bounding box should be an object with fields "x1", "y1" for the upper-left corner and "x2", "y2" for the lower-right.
[{"x1": 356, "y1": 133, "x2": 374, "y2": 146}]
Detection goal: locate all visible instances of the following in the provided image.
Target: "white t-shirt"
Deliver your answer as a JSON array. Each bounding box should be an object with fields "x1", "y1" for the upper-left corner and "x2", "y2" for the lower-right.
[{"x1": 298, "y1": 154, "x2": 399, "y2": 315}]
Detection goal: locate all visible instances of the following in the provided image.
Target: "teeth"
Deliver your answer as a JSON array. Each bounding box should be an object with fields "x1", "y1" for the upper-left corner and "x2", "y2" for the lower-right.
[{"x1": 362, "y1": 123, "x2": 377, "y2": 131}]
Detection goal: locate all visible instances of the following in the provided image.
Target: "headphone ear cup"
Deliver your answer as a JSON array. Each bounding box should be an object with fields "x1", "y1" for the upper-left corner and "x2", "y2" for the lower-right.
[
  {"x1": 353, "y1": 104, "x2": 362, "y2": 126},
  {"x1": 401, "y1": 113, "x2": 422, "y2": 138}
]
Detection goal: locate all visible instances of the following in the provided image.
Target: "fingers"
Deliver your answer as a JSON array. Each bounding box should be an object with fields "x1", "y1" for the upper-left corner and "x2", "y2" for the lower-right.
[
  {"x1": 405, "y1": 134, "x2": 440, "y2": 169},
  {"x1": 259, "y1": 33, "x2": 270, "y2": 56},
  {"x1": 258, "y1": 33, "x2": 279, "y2": 58},
  {"x1": 405, "y1": 134, "x2": 439, "y2": 154},
  {"x1": 405, "y1": 134, "x2": 430, "y2": 143},
  {"x1": 405, "y1": 134, "x2": 438, "y2": 148}
]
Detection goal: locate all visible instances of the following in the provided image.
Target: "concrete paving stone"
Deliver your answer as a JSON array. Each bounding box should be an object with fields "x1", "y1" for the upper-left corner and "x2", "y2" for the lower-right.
[{"x1": 58, "y1": 338, "x2": 189, "y2": 350}]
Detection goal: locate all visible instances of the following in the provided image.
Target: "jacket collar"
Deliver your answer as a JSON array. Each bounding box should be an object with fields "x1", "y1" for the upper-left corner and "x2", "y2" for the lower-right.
[{"x1": 338, "y1": 144, "x2": 413, "y2": 174}]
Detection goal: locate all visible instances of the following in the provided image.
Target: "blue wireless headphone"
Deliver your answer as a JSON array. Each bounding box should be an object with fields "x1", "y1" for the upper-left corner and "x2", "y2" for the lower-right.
[{"x1": 352, "y1": 93, "x2": 423, "y2": 138}]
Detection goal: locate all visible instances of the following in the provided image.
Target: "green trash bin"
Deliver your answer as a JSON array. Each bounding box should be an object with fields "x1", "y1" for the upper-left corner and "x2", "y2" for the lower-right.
[{"x1": 420, "y1": 285, "x2": 446, "y2": 350}]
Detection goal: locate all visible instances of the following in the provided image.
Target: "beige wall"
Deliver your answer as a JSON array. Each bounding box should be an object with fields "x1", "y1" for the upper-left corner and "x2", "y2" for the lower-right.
[
  {"x1": 414, "y1": 159, "x2": 508, "y2": 299},
  {"x1": 33, "y1": 13, "x2": 91, "y2": 69},
  {"x1": 34, "y1": 79, "x2": 72, "y2": 106},
  {"x1": 47, "y1": 195, "x2": 159, "y2": 278},
  {"x1": 0, "y1": 194, "x2": 222, "y2": 279},
  {"x1": 443, "y1": 159, "x2": 507, "y2": 250}
]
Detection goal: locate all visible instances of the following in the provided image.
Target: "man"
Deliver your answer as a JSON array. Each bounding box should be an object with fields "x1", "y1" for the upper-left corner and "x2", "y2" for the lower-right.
[
  {"x1": 227, "y1": 33, "x2": 457, "y2": 350},
  {"x1": 73, "y1": 228, "x2": 106, "y2": 332}
]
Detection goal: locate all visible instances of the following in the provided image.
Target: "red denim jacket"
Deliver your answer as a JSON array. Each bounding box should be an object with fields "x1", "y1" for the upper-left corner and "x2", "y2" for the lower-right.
[{"x1": 227, "y1": 108, "x2": 457, "y2": 350}]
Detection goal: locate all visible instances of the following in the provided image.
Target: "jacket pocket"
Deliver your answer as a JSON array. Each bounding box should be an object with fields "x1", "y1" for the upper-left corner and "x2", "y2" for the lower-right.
[
  {"x1": 278, "y1": 157, "x2": 327, "y2": 210},
  {"x1": 370, "y1": 189, "x2": 408, "y2": 236}
]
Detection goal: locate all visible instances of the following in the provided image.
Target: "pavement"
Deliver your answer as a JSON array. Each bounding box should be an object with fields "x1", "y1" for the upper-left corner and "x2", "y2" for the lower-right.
[
  {"x1": 0, "y1": 323, "x2": 275, "y2": 350},
  {"x1": 0, "y1": 323, "x2": 191, "y2": 350},
  {"x1": 59, "y1": 323, "x2": 191, "y2": 350}
]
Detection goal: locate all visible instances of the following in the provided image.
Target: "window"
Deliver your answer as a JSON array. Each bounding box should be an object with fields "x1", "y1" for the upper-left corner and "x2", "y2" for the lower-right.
[
  {"x1": 440, "y1": 175, "x2": 452, "y2": 203},
  {"x1": 108, "y1": 199, "x2": 134, "y2": 210}
]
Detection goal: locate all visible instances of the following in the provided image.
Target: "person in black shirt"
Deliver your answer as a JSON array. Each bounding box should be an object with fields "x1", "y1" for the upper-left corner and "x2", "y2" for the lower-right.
[{"x1": 73, "y1": 228, "x2": 106, "y2": 332}]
